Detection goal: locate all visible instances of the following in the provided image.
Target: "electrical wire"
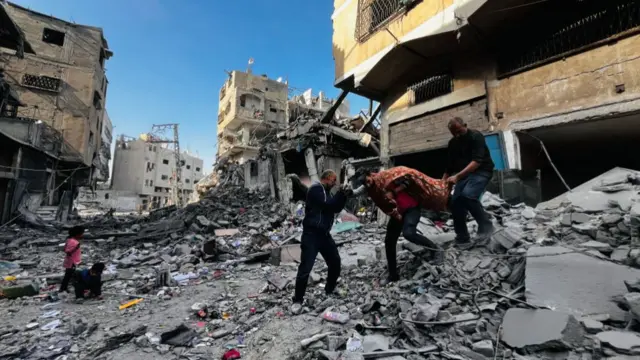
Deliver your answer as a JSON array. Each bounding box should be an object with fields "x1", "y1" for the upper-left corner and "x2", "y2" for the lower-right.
[{"x1": 516, "y1": 131, "x2": 571, "y2": 192}]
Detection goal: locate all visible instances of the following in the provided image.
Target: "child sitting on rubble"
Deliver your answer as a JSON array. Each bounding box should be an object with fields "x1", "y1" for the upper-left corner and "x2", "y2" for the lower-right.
[
  {"x1": 59, "y1": 226, "x2": 84, "y2": 293},
  {"x1": 73, "y1": 262, "x2": 105, "y2": 301}
]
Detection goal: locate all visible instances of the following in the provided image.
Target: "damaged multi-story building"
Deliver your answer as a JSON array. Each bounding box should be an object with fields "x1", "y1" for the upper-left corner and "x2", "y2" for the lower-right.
[
  {"x1": 331, "y1": 0, "x2": 640, "y2": 204},
  {"x1": 95, "y1": 110, "x2": 112, "y2": 184},
  {"x1": 111, "y1": 136, "x2": 204, "y2": 211},
  {"x1": 0, "y1": 2, "x2": 112, "y2": 223}
]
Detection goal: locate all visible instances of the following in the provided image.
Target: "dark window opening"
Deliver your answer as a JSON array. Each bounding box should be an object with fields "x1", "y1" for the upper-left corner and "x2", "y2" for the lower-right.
[
  {"x1": 105, "y1": 193, "x2": 109, "y2": 199},
  {"x1": 196, "y1": 167, "x2": 201, "y2": 172},
  {"x1": 162, "y1": 159, "x2": 169, "y2": 165},
  {"x1": 498, "y1": 0, "x2": 640, "y2": 77},
  {"x1": 161, "y1": 175, "x2": 168, "y2": 180},
  {"x1": 408, "y1": 73, "x2": 453, "y2": 105},
  {"x1": 250, "y1": 162, "x2": 259, "y2": 176},
  {"x1": 42, "y1": 28, "x2": 65, "y2": 46},
  {"x1": 240, "y1": 96, "x2": 246, "y2": 107},
  {"x1": 22, "y1": 74, "x2": 61, "y2": 92},
  {"x1": 355, "y1": 0, "x2": 409, "y2": 42},
  {"x1": 93, "y1": 91, "x2": 102, "y2": 110},
  {"x1": 186, "y1": 165, "x2": 191, "y2": 169},
  {"x1": 185, "y1": 179, "x2": 190, "y2": 184},
  {"x1": 99, "y1": 49, "x2": 105, "y2": 68},
  {"x1": 269, "y1": 107, "x2": 277, "y2": 113}
]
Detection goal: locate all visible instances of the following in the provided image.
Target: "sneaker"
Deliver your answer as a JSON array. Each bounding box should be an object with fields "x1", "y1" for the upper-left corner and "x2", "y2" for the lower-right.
[{"x1": 290, "y1": 303, "x2": 302, "y2": 315}]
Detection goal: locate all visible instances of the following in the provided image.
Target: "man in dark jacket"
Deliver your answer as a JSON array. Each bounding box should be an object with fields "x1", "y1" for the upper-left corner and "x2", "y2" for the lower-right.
[
  {"x1": 291, "y1": 170, "x2": 348, "y2": 314},
  {"x1": 73, "y1": 262, "x2": 105, "y2": 300},
  {"x1": 443, "y1": 117, "x2": 495, "y2": 248}
]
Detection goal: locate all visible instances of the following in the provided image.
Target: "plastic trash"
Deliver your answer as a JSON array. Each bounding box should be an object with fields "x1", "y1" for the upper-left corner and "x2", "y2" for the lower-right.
[
  {"x1": 119, "y1": 298, "x2": 143, "y2": 310},
  {"x1": 222, "y1": 349, "x2": 241, "y2": 360},
  {"x1": 40, "y1": 310, "x2": 61, "y2": 318},
  {"x1": 346, "y1": 333, "x2": 363, "y2": 352},
  {"x1": 172, "y1": 272, "x2": 198, "y2": 284},
  {"x1": 322, "y1": 311, "x2": 350, "y2": 324},
  {"x1": 41, "y1": 319, "x2": 61, "y2": 331}
]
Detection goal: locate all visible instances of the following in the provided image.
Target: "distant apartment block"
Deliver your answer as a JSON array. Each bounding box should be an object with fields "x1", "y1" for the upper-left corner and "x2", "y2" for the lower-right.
[{"x1": 111, "y1": 137, "x2": 204, "y2": 210}]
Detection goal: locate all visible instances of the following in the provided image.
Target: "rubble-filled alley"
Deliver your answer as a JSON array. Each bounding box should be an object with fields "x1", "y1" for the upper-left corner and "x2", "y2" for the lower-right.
[{"x1": 1, "y1": 167, "x2": 640, "y2": 360}]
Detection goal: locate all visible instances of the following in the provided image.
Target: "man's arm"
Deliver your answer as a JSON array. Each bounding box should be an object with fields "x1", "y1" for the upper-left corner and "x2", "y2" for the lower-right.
[
  {"x1": 65, "y1": 241, "x2": 80, "y2": 256},
  {"x1": 307, "y1": 185, "x2": 344, "y2": 212}
]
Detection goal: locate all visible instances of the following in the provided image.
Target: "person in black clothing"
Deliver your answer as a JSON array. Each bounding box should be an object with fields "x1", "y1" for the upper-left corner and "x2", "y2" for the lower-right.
[
  {"x1": 73, "y1": 262, "x2": 105, "y2": 300},
  {"x1": 291, "y1": 170, "x2": 348, "y2": 314},
  {"x1": 443, "y1": 117, "x2": 495, "y2": 248}
]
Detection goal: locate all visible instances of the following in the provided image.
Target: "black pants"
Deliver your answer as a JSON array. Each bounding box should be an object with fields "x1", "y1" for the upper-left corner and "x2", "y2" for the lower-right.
[
  {"x1": 74, "y1": 275, "x2": 87, "y2": 299},
  {"x1": 293, "y1": 230, "x2": 341, "y2": 303},
  {"x1": 59, "y1": 267, "x2": 75, "y2": 292},
  {"x1": 385, "y1": 207, "x2": 440, "y2": 280}
]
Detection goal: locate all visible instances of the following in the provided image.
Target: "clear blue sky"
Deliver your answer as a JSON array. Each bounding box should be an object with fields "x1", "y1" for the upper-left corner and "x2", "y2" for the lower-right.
[{"x1": 12, "y1": 0, "x2": 370, "y2": 171}]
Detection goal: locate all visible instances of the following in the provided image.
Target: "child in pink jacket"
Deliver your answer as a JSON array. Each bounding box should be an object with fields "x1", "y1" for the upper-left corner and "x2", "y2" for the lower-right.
[{"x1": 59, "y1": 226, "x2": 84, "y2": 293}]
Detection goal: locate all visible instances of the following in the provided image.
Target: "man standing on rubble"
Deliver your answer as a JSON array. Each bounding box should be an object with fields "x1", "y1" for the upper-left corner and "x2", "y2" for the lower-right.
[
  {"x1": 291, "y1": 170, "x2": 348, "y2": 314},
  {"x1": 443, "y1": 117, "x2": 495, "y2": 248},
  {"x1": 349, "y1": 167, "x2": 447, "y2": 283}
]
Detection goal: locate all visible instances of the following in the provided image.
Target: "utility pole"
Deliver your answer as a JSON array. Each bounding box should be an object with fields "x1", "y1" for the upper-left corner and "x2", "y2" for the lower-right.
[{"x1": 145, "y1": 123, "x2": 184, "y2": 207}]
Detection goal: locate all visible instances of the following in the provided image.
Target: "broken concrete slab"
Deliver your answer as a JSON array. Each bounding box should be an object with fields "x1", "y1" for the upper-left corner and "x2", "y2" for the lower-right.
[
  {"x1": 489, "y1": 228, "x2": 522, "y2": 251},
  {"x1": 595, "y1": 331, "x2": 640, "y2": 355},
  {"x1": 362, "y1": 334, "x2": 389, "y2": 353},
  {"x1": 611, "y1": 246, "x2": 630, "y2": 262},
  {"x1": 580, "y1": 318, "x2": 604, "y2": 334},
  {"x1": 501, "y1": 309, "x2": 584, "y2": 351},
  {"x1": 578, "y1": 240, "x2": 613, "y2": 254},
  {"x1": 525, "y1": 246, "x2": 640, "y2": 321},
  {"x1": 214, "y1": 228, "x2": 240, "y2": 236}
]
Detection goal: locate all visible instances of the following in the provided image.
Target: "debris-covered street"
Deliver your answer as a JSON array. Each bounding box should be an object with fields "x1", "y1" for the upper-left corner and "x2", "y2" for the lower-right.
[{"x1": 2, "y1": 168, "x2": 640, "y2": 359}]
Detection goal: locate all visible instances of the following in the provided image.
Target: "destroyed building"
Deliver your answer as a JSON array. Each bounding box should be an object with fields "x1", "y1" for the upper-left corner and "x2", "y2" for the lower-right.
[
  {"x1": 94, "y1": 110, "x2": 112, "y2": 184},
  {"x1": 332, "y1": 0, "x2": 640, "y2": 205},
  {"x1": 111, "y1": 136, "x2": 204, "y2": 211},
  {"x1": 0, "y1": 2, "x2": 113, "y2": 186}
]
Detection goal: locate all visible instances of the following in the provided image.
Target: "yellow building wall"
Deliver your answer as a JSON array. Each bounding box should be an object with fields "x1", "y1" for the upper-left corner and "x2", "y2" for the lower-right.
[
  {"x1": 491, "y1": 34, "x2": 640, "y2": 129},
  {"x1": 332, "y1": 0, "x2": 453, "y2": 82}
]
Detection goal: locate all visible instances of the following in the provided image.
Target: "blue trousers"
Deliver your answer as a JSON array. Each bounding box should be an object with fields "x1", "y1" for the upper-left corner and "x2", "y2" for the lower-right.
[{"x1": 451, "y1": 172, "x2": 492, "y2": 242}]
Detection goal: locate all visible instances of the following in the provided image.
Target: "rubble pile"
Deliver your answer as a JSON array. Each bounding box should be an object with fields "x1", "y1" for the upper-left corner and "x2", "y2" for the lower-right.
[{"x1": 0, "y1": 168, "x2": 640, "y2": 359}]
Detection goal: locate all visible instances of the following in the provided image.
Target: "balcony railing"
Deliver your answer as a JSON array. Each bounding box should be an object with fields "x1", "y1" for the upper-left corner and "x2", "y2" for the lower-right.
[
  {"x1": 498, "y1": 0, "x2": 640, "y2": 77},
  {"x1": 22, "y1": 74, "x2": 61, "y2": 92}
]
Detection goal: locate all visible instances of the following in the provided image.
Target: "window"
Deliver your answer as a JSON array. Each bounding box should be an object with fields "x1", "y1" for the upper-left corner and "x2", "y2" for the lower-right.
[
  {"x1": 89, "y1": 131, "x2": 95, "y2": 147},
  {"x1": 149, "y1": 146, "x2": 153, "y2": 151},
  {"x1": 149, "y1": 180, "x2": 153, "y2": 187},
  {"x1": 250, "y1": 162, "x2": 258, "y2": 176},
  {"x1": 104, "y1": 193, "x2": 109, "y2": 199},
  {"x1": 162, "y1": 159, "x2": 169, "y2": 165},
  {"x1": 161, "y1": 175, "x2": 168, "y2": 180},
  {"x1": 93, "y1": 91, "x2": 102, "y2": 110},
  {"x1": 145, "y1": 179, "x2": 149, "y2": 186},
  {"x1": 196, "y1": 167, "x2": 201, "y2": 172},
  {"x1": 408, "y1": 73, "x2": 453, "y2": 105},
  {"x1": 22, "y1": 74, "x2": 61, "y2": 92},
  {"x1": 185, "y1": 179, "x2": 190, "y2": 184},
  {"x1": 355, "y1": 0, "x2": 407, "y2": 42},
  {"x1": 186, "y1": 165, "x2": 191, "y2": 170},
  {"x1": 99, "y1": 49, "x2": 105, "y2": 68},
  {"x1": 42, "y1": 28, "x2": 65, "y2": 46},
  {"x1": 153, "y1": 146, "x2": 157, "y2": 152},
  {"x1": 497, "y1": 0, "x2": 640, "y2": 77}
]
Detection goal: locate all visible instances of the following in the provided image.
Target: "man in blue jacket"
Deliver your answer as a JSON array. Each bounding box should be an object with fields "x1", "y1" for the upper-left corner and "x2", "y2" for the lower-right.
[{"x1": 291, "y1": 170, "x2": 348, "y2": 314}]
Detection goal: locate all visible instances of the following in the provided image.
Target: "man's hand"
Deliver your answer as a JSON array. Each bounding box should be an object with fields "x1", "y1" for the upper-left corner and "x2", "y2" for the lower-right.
[{"x1": 446, "y1": 175, "x2": 460, "y2": 185}]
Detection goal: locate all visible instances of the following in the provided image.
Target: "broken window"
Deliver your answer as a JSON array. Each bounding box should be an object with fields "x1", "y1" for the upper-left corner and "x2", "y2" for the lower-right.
[
  {"x1": 42, "y1": 28, "x2": 65, "y2": 46},
  {"x1": 161, "y1": 175, "x2": 168, "y2": 180},
  {"x1": 269, "y1": 107, "x2": 277, "y2": 113},
  {"x1": 186, "y1": 165, "x2": 191, "y2": 170},
  {"x1": 150, "y1": 180, "x2": 153, "y2": 187},
  {"x1": 104, "y1": 193, "x2": 109, "y2": 199},
  {"x1": 22, "y1": 74, "x2": 61, "y2": 92},
  {"x1": 93, "y1": 91, "x2": 102, "y2": 110},
  {"x1": 185, "y1": 179, "x2": 190, "y2": 184},
  {"x1": 355, "y1": 0, "x2": 409, "y2": 42},
  {"x1": 162, "y1": 159, "x2": 169, "y2": 165},
  {"x1": 250, "y1": 162, "x2": 258, "y2": 176},
  {"x1": 497, "y1": 0, "x2": 640, "y2": 77},
  {"x1": 196, "y1": 167, "x2": 201, "y2": 172},
  {"x1": 145, "y1": 179, "x2": 149, "y2": 186},
  {"x1": 89, "y1": 131, "x2": 95, "y2": 148},
  {"x1": 408, "y1": 73, "x2": 453, "y2": 105}
]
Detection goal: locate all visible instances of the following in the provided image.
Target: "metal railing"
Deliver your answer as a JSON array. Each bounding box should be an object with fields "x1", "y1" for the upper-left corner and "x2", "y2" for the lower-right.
[
  {"x1": 22, "y1": 74, "x2": 60, "y2": 92},
  {"x1": 355, "y1": 0, "x2": 411, "y2": 42},
  {"x1": 498, "y1": 0, "x2": 640, "y2": 77},
  {"x1": 408, "y1": 73, "x2": 453, "y2": 105}
]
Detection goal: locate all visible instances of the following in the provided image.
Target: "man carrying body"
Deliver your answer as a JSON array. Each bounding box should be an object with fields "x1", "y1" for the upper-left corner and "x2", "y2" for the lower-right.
[
  {"x1": 350, "y1": 166, "x2": 448, "y2": 283},
  {"x1": 291, "y1": 170, "x2": 348, "y2": 314},
  {"x1": 443, "y1": 117, "x2": 495, "y2": 248}
]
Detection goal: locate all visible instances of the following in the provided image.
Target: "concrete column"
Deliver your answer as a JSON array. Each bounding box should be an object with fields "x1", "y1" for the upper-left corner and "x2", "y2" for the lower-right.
[{"x1": 304, "y1": 148, "x2": 319, "y2": 183}]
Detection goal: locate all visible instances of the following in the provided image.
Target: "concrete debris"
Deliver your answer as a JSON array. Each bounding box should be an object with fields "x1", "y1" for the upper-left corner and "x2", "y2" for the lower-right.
[{"x1": 1, "y1": 168, "x2": 640, "y2": 360}]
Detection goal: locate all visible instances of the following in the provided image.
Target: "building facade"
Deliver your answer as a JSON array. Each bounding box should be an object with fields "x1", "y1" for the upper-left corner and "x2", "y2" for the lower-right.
[
  {"x1": 111, "y1": 137, "x2": 204, "y2": 210},
  {"x1": 1, "y1": 2, "x2": 113, "y2": 181},
  {"x1": 217, "y1": 71, "x2": 289, "y2": 164},
  {"x1": 95, "y1": 110, "x2": 112, "y2": 183},
  {"x1": 332, "y1": 0, "x2": 640, "y2": 202}
]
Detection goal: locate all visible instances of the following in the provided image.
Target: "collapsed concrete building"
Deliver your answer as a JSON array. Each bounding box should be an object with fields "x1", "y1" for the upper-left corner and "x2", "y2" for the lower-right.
[
  {"x1": 0, "y1": 2, "x2": 113, "y2": 223},
  {"x1": 331, "y1": 0, "x2": 640, "y2": 205}
]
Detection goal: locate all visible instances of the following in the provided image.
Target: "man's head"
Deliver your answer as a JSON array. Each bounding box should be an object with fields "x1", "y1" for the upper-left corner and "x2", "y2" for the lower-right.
[
  {"x1": 68, "y1": 226, "x2": 85, "y2": 239},
  {"x1": 90, "y1": 262, "x2": 105, "y2": 275},
  {"x1": 320, "y1": 170, "x2": 338, "y2": 188},
  {"x1": 448, "y1": 117, "x2": 468, "y2": 137},
  {"x1": 348, "y1": 168, "x2": 374, "y2": 190}
]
